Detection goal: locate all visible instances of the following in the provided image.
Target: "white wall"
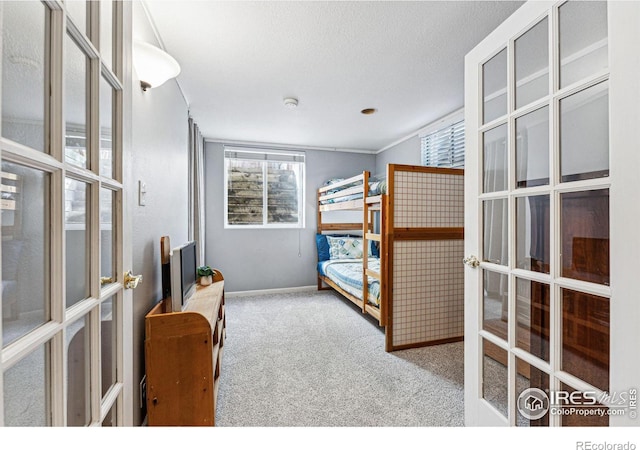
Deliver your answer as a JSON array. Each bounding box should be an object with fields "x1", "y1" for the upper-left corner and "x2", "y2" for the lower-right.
[
  {"x1": 375, "y1": 135, "x2": 421, "y2": 174},
  {"x1": 204, "y1": 142, "x2": 375, "y2": 292},
  {"x1": 130, "y1": 0, "x2": 190, "y2": 425}
]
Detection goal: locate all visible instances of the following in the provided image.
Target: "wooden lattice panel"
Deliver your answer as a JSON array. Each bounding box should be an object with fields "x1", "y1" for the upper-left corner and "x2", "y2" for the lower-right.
[
  {"x1": 393, "y1": 171, "x2": 464, "y2": 228},
  {"x1": 392, "y1": 239, "x2": 464, "y2": 347}
]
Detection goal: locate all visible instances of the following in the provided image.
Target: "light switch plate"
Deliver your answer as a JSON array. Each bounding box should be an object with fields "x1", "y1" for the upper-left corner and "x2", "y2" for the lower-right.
[{"x1": 139, "y1": 180, "x2": 147, "y2": 206}]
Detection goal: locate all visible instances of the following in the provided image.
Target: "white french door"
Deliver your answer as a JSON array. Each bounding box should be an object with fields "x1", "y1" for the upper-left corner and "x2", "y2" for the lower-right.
[
  {"x1": 464, "y1": 1, "x2": 640, "y2": 426},
  {"x1": 0, "y1": 1, "x2": 133, "y2": 426}
]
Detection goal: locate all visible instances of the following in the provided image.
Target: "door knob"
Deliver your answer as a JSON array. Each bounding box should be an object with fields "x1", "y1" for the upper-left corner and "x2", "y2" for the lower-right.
[
  {"x1": 124, "y1": 271, "x2": 143, "y2": 289},
  {"x1": 463, "y1": 255, "x2": 480, "y2": 268}
]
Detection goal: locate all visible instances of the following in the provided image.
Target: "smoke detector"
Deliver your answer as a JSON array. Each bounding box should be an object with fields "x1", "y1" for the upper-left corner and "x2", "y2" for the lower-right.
[{"x1": 283, "y1": 97, "x2": 298, "y2": 109}]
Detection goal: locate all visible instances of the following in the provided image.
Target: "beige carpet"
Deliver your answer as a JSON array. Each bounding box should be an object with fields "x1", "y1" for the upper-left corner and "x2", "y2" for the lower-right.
[{"x1": 215, "y1": 289, "x2": 464, "y2": 426}]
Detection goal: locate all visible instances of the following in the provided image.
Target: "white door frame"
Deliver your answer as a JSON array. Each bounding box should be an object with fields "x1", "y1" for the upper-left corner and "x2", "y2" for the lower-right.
[{"x1": 120, "y1": 0, "x2": 134, "y2": 426}]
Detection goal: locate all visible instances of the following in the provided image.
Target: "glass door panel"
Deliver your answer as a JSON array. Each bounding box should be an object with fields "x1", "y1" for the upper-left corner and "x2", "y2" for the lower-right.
[
  {"x1": 560, "y1": 383, "x2": 608, "y2": 427},
  {"x1": 515, "y1": 357, "x2": 550, "y2": 427},
  {"x1": 483, "y1": 270, "x2": 508, "y2": 341},
  {"x1": 65, "y1": 178, "x2": 90, "y2": 307},
  {"x1": 515, "y1": 278, "x2": 549, "y2": 362},
  {"x1": 483, "y1": 338, "x2": 508, "y2": 418},
  {"x1": 559, "y1": 82, "x2": 609, "y2": 183},
  {"x1": 483, "y1": 124, "x2": 508, "y2": 193},
  {"x1": 483, "y1": 48, "x2": 508, "y2": 124},
  {"x1": 66, "y1": 314, "x2": 91, "y2": 426},
  {"x1": 100, "y1": 188, "x2": 115, "y2": 287},
  {"x1": 483, "y1": 198, "x2": 508, "y2": 266},
  {"x1": 100, "y1": 0, "x2": 114, "y2": 70},
  {"x1": 515, "y1": 107, "x2": 549, "y2": 188},
  {"x1": 516, "y1": 195, "x2": 550, "y2": 273},
  {"x1": 3, "y1": 341, "x2": 51, "y2": 426},
  {"x1": 64, "y1": 34, "x2": 88, "y2": 169},
  {"x1": 100, "y1": 296, "x2": 116, "y2": 397},
  {"x1": 560, "y1": 189, "x2": 609, "y2": 285},
  {"x1": 559, "y1": 1, "x2": 608, "y2": 89},
  {"x1": 561, "y1": 289, "x2": 610, "y2": 392},
  {"x1": 515, "y1": 17, "x2": 549, "y2": 109},
  {"x1": 1, "y1": 162, "x2": 50, "y2": 347},
  {"x1": 1, "y1": 1, "x2": 47, "y2": 152},
  {"x1": 99, "y1": 76, "x2": 114, "y2": 178}
]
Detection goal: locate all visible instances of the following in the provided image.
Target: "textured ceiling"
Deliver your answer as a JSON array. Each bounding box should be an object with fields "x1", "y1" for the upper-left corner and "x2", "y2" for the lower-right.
[{"x1": 142, "y1": 1, "x2": 524, "y2": 152}]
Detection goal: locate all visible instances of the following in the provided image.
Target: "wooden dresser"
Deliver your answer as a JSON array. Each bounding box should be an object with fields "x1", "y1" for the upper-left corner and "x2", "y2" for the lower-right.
[{"x1": 144, "y1": 270, "x2": 226, "y2": 426}]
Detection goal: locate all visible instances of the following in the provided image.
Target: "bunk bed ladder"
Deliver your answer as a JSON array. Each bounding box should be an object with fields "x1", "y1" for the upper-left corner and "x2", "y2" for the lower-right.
[
  {"x1": 362, "y1": 170, "x2": 386, "y2": 326},
  {"x1": 361, "y1": 171, "x2": 370, "y2": 316},
  {"x1": 378, "y1": 196, "x2": 387, "y2": 327}
]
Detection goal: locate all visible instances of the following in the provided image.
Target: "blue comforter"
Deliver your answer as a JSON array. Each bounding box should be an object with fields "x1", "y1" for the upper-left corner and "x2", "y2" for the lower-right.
[{"x1": 318, "y1": 258, "x2": 381, "y2": 306}]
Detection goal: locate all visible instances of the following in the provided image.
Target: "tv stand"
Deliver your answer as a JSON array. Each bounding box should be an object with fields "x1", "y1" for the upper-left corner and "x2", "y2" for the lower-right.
[{"x1": 144, "y1": 270, "x2": 226, "y2": 426}]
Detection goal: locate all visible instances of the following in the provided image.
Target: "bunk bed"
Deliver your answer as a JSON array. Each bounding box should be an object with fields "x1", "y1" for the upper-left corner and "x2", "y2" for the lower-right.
[{"x1": 316, "y1": 164, "x2": 465, "y2": 351}]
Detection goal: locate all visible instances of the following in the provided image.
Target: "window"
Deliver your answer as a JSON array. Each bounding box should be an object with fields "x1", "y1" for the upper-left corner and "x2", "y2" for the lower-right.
[
  {"x1": 420, "y1": 119, "x2": 465, "y2": 168},
  {"x1": 224, "y1": 147, "x2": 305, "y2": 228}
]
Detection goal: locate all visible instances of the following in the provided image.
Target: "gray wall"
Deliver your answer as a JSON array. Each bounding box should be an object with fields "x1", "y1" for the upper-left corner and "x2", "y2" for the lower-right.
[
  {"x1": 130, "y1": 1, "x2": 190, "y2": 425},
  {"x1": 204, "y1": 142, "x2": 375, "y2": 292},
  {"x1": 375, "y1": 135, "x2": 421, "y2": 175}
]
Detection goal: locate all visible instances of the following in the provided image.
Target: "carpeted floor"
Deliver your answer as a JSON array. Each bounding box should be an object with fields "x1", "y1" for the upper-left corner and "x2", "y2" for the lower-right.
[{"x1": 215, "y1": 289, "x2": 464, "y2": 427}]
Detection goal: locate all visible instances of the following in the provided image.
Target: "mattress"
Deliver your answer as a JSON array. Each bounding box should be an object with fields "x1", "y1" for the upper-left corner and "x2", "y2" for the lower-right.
[
  {"x1": 318, "y1": 258, "x2": 381, "y2": 306},
  {"x1": 319, "y1": 178, "x2": 387, "y2": 204}
]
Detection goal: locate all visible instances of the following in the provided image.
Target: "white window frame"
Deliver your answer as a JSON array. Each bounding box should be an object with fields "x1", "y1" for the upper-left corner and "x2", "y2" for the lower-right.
[
  {"x1": 224, "y1": 146, "x2": 305, "y2": 229},
  {"x1": 419, "y1": 108, "x2": 465, "y2": 168}
]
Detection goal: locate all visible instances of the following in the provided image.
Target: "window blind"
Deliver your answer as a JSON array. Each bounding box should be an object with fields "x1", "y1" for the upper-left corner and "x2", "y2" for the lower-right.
[
  {"x1": 224, "y1": 147, "x2": 305, "y2": 163},
  {"x1": 420, "y1": 119, "x2": 465, "y2": 168}
]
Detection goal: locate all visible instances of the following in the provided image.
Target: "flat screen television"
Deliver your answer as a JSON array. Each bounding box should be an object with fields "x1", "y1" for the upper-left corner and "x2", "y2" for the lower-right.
[{"x1": 170, "y1": 240, "x2": 197, "y2": 312}]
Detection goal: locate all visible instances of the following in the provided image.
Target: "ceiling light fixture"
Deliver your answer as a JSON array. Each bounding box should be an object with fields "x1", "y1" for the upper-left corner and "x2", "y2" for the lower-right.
[
  {"x1": 133, "y1": 41, "x2": 181, "y2": 91},
  {"x1": 283, "y1": 97, "x2": 298, "y2": 109},
  {"x1": 361, "y1": 108, "x2": 377, "y2": 115}
]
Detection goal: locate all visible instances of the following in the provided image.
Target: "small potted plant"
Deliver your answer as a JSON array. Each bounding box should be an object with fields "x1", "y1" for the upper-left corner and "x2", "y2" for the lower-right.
[{"x1": 197, "y1": 265, "x2": 215, "y2": 286}]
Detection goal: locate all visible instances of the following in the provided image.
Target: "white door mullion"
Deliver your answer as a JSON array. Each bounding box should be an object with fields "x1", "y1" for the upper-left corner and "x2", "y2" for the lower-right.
[
  {"x1": 49, "y1": 6, "x2": 64, "y2": 161},
  {"x1": 50, "y1": 1, "x2": 66, "y2": 327},
  {"x1": 89, "y1": 56, "x2": 100, "y2": 177},
  {"x1": 90, "y1": 183, "x2": 101, "y2": 301},
  {"x1": 0, "y1": 141, "x2": 63, "y2": 172},
  {"x1": 90, "y1": 306, "x2": 101, "y2": 425},
  {"x1": 88, "y1": 0, "x2": 103, "y2": 426},
  {"x1": 547, "y1": 9, "x2": 559, "y2": 426},
  {"x1": 50, "y1": 330, "x2": 65, "y2": 426}
]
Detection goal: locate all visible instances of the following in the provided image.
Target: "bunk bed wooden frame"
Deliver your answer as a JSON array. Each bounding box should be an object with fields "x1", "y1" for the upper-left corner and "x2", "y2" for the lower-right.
[
  {"x1": 317, "y1": 169, "x2": 387, "y2": 324},
  {"x1": 317, "y1": 164, "x2": 465, "y2": 352}
]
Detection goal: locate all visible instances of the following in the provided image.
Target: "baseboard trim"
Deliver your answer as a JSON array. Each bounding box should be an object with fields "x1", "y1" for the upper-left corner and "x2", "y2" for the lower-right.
[{"x1": 226, "y1": 285, "x2": 317, "y2": 298}]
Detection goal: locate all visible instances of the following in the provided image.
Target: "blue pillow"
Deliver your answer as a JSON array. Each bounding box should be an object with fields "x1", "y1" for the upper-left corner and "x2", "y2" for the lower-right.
[
  {"x1": 316, "y1": 234, "x2": 331, "y2": 261},
  {"x1": 371, "y1": 240, "x2": 379, "y2": 258}
]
